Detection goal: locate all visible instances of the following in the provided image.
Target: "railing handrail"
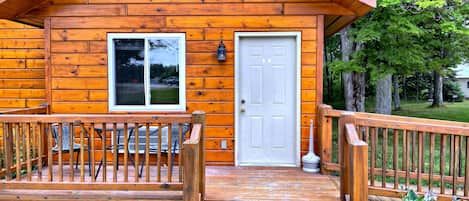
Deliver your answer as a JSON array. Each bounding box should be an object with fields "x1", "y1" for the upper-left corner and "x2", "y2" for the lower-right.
[
  {"x1": 319, "y1": 103, "x2": 469, "y2": 128},
  {"x1": 0, "y1": 104, "x2": 49, "y2": 115},
  {"x1": 0, "y1": 114, "x2": 192, "y2": 123}
]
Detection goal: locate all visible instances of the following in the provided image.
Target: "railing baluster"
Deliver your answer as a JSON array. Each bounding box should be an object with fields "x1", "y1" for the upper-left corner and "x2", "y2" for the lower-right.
[
  {"x1": 102, "y1": 123, "x2": 107, "y2": 182},
  {"x1": 450, "y1": 135, "x2": 455, "y2": 176},
  {"x1": 69, "y1": 123, "x2": 74, "y2": 182},
  {"x1": 370, "y1": 127, "x2": 376, "y2": 187},
  {"x1": 168, "y1": 123, "x2": 173, "y2": 182},
  {"x1": 48, "y1": 123, "x2": 53, "y2": 182},
  {"x1": 405, "y1": 130, "x2": 410, "y2": 188},
  {"x1": 79, "y1": 122, "x2": 85, "y2": 182},
  {"x1": 365, "y1": 126, "x2": 369, "y2": 144},
  {"x1": 124, "y1": 123, "x2": 128, "y2": 182},
  {"x1": 382, "y1": 128, "x2": 387, "y2": 188},
  {"x1": 441, "y1": 134, "x2": 447, "y2": 194},
  {"x1": 429, "y1": 133, "x2": 435, "y2": 191},
  {"x1": 157, "y1": 123, "x2": 162, "y2": 182},
  {"x1": 465, "y1": 136, "x2": 469, "y2": 196},
  {"x1": 38, "y1": 122, "x2": 43, "y2": 181},
  {"x1": 90, "y1": 123, "x2": 95, "y2": 182},
  {"x1": 58, "y1": 122, "x2": 63, "y2": 182},
  {"x1": 412, "y1": 131, "x2": 417, "y2": 173},
  {"x1": 134, "y1": 123, "x2": 139, "y2": 183},
  {"x1": 3, "y1": 123, "x2": 12, "y2": 181},
  {"x1": 16, "y1": 123, "x2": 21, "y2": 181},
  {"x1": 453, "y1": 135, "x2": 460, "y2": 195},
  {"x1": 112, "y1": 123, "x2": 117, "y2": 183},
  {"x1": 26, "y1": 122, "x2": 32, "y2": 181},
  {"x1": 393, "y1": 129, "x2": 398, "y2": 189},
  {"x1": 145, "y1": 123, "x2": 150, "y2": 182},
  {"x1": 178, "y1": 123, "x2": 183, "y2": 182},
  {"x1": 417, "y1": 131, "x2": 423, "y2": 192}
]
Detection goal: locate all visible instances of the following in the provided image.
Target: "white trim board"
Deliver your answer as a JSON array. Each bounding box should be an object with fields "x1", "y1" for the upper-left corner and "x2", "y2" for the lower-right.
[
  {"x1": 234, "y1": 32, "x2": 302, "y2": 167},
  {"x1": 107, "y1": 33, "x2": 186, "y2": 112}
]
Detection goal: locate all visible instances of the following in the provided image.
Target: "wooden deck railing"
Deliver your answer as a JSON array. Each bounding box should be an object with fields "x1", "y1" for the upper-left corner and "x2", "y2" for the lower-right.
[
  {"x1": 338, "y1": 112, "x2": 368, "y2": 201},
  {"x1": 0, "y1": 111, "x2": 206, "y2": 201},
  {"x1": 319, "y1": 104, "x2": 469, "y2": 200}
]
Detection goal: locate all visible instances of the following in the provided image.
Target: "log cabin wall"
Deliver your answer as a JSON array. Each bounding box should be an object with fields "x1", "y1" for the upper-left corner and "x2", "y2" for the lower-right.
[
  {"x1": 0, "y1": 20, "x2": 45, "y2": 112},
  {"x1": 25, "y1": 0, "x2": 322, "y2": 165}
]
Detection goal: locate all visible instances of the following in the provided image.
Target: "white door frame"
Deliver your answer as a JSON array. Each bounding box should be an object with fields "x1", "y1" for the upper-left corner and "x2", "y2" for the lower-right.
[{"x1": 234, "y1": 32, "x2": 302, "y2": 167}]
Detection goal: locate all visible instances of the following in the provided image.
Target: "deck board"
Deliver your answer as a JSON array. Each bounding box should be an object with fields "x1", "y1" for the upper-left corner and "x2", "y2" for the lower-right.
[{"x1": 0, "y1": 166, "x2": 339, "y2": 201}]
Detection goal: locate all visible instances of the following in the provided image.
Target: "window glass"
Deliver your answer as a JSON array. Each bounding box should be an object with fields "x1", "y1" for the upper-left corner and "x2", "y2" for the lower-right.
[
  {"x1": 149, "y1": 39, "x2": 180, "y2": 104},
  {"x1": 114, "y1": 39, "x2": 145, "y2": 105}
]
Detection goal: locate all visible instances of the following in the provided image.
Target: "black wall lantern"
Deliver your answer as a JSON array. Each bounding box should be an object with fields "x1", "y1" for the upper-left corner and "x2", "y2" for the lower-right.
[{"x1": 217, "y1": 40, "x2": 227, "y2": 62}]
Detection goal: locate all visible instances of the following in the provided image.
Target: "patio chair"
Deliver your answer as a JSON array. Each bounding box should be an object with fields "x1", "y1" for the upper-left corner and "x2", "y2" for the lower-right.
[
  {"x1": 138, "y1": 123, "x2": 190, "y2": 177},
  {"x1": 51, "y1": 123, "x2": 81, "y2": 169}
]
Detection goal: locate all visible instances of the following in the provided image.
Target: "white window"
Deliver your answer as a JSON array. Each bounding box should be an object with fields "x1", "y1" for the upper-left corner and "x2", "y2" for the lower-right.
[{"x1": 107, "y1": 33, "x2": 186, "y2": 111}]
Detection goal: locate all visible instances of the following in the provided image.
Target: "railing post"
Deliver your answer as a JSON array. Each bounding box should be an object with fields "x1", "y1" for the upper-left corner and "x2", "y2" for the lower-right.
[
  {"x1": 338, "y1": 112, "x2": 356, "y2": 201},
  {"x1": 183, "y1": 142, "x2": 200, "y2": 201},
  {"x1": 348, "y1": 131, "x2": 368, "y2": 201},
  {"x1": 318, "y1": 104, "x2": 332, "y2": 174},
  {"x1": 191, "y1": 111, "x2": 206, "y2": 200}
]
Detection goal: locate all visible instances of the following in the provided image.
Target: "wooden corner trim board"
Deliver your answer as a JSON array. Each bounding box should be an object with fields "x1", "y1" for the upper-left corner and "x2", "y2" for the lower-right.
[{"x1": 44, "y1": 17, "x2": 51, "y2": 106}]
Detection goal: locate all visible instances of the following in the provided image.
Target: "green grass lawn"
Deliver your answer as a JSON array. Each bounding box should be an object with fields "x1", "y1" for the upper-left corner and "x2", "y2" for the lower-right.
[{"x1": 392, "y1": 101, "x2": 469, "y2": 122}]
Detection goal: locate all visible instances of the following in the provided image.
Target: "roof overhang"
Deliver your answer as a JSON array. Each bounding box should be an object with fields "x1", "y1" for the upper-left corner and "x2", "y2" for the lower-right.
[{"x1": 0, "y1": 0, "x2": 375, "y2": 36}]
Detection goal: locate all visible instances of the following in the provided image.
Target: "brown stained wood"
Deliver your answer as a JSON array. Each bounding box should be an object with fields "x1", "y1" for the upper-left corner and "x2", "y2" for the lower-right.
[
  {"x1": 90, "y1": 123, "x2": 96, "y2": 182},
  {"x1": 134, "y1": 123, "x2": 139, "y2": 183},
  {"x1": 124, "y1": 123, "x2": 128, "y2": 183},
  {"x1": 168, "y1": 123, "x2": 173, "y2": 183},
  {"x1": 465, "y1": 136, "x2": 469, "y2": 196},
  {"x1": 405, "y1": 130, "x2": 411, "y2": 188},
  {"x1": 178, "y1": 124, "x2": 183, "y2": 182},
  {"x1": 145, "y1": 124, "x2": 150, "y2": 183},
  {"x1": 370, "y1": 127, "x2": 376, "y2": 187},
  {"x1": 393, "y1": 129, "x2": 398, "y2": 189},
  {"x1": 0, "y1": 114, "x2": 192, "y2": 124},
  {"x1": 79, "y1": 123, "x2": 85, "y2": 182},
  {"x1": 102, "y1": 123, "x2": 107, "y2": 182},
  {"x1": 48, "y1": 123, "x2": 53, "y2": 182},
  {"x1": 382, "y1": 128, "x2": 387, "y2": 188},
  {"x1": 454, "y1": 136, "x2": 460, "y2": 195},
  {"x1": 58, "y1": 123, "x2": 63, "y2": 182},
  {"x1": 4, "y1": 123, "x2": 12, "y2": 180},
  {"x1": 127, "y1": 4, "x2": 283, "y2": 16},
  {"x1": 318, "y1": 104, "x2": 333, "y2": 174},
  {"x1": 38, "y1": 123, "x2": 43, "y2": 181},
  {"x1": 15, "y1": 124, "x2": 21, "y2": 181},
  {"x1": 417, "y1": 131, "x2": 423, "y2": 192},
  {"x1": 441, "y1": 134, "x2": 446, "y2": 194},
  {"x1": 26, "y1": 123, "x2": 31, "y2": 181},
  {"x1": 157, "y1": 123, "x2": 162, "y2": 182},
  {"x1": 429, "y1": 133, "x2": 435, "y2": 191},
  {"x1": 113, "y1": 123, "x2": 117, "y2": 183},
  {"x1": 412, "y1": 131, "x2": 416, "y2": 173}
]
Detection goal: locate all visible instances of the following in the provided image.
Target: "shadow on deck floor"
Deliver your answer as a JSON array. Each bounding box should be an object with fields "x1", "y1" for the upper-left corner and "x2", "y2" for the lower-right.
[{"x1": 0, "y1": 166, "x2": 340, "y2": 201}]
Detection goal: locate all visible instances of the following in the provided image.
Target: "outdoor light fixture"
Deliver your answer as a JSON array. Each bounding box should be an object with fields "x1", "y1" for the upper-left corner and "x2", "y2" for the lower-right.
[{"x1": 217, "y1": 40, "x2": 226, "y2": 62}]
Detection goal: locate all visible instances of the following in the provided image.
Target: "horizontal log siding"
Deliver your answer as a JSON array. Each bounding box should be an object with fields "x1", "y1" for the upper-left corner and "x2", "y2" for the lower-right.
[
  {"x1": 0, "y1": 20, "x2": 45, "y2": 112},
  {"x1": 35, "y1": 2, "x2": 320, "y2": 165}
]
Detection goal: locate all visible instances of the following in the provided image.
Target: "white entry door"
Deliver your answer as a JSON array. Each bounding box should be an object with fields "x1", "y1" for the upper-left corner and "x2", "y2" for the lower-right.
[{"x1": 238, "y1": 36, "x2": 297, "y2": 166}]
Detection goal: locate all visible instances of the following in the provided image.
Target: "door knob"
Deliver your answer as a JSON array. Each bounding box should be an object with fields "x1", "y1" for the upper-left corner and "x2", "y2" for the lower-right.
[{"x1": 240, "y1": 108, "x2": 246, "y2": 113}]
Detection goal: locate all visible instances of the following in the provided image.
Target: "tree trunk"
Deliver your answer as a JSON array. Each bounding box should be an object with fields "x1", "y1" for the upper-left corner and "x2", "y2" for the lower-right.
[
  {"x1": 340, "y1": 25, "x2": 354, "y2": 111},
  {"x1": 416, "y1": 73, "x2": 420, "y2": 102},
  {"x1": 393, "y1": 75, "x2": 401, "y2": 110},
  {"x1": 432, "y1": 70, "x2": 444, "y2": 107},
  {"x1": 403, "y1": 76, "x2": 407, "y2": 101},
  {"x1": 341, "y1": 26, "x2": 365, "y2": 112},
  {"x1": 376, "y1": 74, "x2": 392, "y2": 115}
]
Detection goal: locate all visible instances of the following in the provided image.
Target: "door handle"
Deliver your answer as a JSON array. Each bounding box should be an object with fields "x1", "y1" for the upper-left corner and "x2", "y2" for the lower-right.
[{"x1": 240, "y1": 108, "x2": 246, "y2": 113}]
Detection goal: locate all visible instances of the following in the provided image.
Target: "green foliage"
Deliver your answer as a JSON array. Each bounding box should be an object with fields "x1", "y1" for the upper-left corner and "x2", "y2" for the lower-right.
[{"x1": 443, "y1": 79, "x2": 465, "y2": 101}]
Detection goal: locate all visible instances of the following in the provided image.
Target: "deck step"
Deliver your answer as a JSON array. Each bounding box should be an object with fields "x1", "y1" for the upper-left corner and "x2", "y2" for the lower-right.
[{"x1": 0, "y1": 189, "x2": 183, "y2": 201}]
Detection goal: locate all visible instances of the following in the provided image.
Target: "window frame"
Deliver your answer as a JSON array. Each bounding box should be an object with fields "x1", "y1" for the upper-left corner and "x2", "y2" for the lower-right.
[
  {"x1": 107, "y1": 33, "x2": 186, "y2": 112},
  {"x1": 467, "y1": 81, "x2": 469, "y2": 89}
]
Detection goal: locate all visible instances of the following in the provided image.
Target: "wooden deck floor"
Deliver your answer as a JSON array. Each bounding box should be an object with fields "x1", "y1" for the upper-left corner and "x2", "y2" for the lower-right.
[{"x1": 0, "y1": 166, "x2": 340, "y2": 201}]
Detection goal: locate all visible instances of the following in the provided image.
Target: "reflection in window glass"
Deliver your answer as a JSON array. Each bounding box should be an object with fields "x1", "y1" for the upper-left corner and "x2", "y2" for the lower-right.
[
  {"x1": 149, "y1": 39, "x2": 180, "y2": 104},
  {"x1": 114, "y1": 39, "x2": 145, "y2": 105}
]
